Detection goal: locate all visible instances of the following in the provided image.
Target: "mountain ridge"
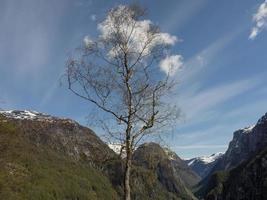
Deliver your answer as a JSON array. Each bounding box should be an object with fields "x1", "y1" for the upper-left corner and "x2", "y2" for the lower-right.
[{"x1": 0, "y1": 109, "x2": 198, "y2": 200}]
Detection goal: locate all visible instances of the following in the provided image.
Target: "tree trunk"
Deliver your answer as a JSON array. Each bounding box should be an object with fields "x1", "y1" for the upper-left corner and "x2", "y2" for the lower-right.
[
  {"x1": 124, "y1": 139, "x2": 132, "y2": 200},
  {"x1": 124, "y1": 156, "x2": 131, "y2": 200}
]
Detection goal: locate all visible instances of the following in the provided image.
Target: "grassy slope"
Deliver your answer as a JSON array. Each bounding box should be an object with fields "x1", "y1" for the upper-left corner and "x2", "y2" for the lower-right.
[{"x1": 0, "y1": 120, "x2": 118, "y2": 200}]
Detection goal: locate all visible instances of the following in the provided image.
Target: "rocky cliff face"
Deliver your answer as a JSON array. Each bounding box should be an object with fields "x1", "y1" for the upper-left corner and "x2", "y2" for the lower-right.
[
  {"x1": 212, "y1": 113, "x2": 267, "y2": 174},
  {"x1": 221, "y1": 146, "x2": 267, "y2": 200},
  {"x1": 205, "y1": 146, "x2": 267, "y2": 200},
  {"x1": 199, "y1": 112, "x2": 267, "y2": 199}
]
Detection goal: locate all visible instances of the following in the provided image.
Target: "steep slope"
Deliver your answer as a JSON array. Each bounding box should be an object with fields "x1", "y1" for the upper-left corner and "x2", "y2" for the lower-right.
[
  {"x1": 186, "y1": 153, "x2": 223, "y2": 178},
  {"x1": 0, "y1": 112, "x2": 118, "y2": 200},
  {"x1": 221, "y1": 146, "x2": 267, "y2": 200},
  {"x1": 212, "y1": 112, "x2": 267, "y2": 173},
  {"x1": 197, "y1": 112, "x2": 267, "y2": 199},
  {"x1": 205, "y1": 146, "x2": 267, "y2": 200},
  {"x1": 133, "y1": 143, "x2": 200, "y2": 200},
  {"x1": 0, "y1": 110, "x2": 116, "y2": 164},
  {"x1": 164, "y1": 148, "x2": 201, "y2": 188}
]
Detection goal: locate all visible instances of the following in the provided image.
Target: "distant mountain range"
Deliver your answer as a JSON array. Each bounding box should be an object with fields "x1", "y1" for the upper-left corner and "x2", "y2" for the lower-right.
[{"x1": 185, "y1": 152, "x2": 223, "y2": 178}]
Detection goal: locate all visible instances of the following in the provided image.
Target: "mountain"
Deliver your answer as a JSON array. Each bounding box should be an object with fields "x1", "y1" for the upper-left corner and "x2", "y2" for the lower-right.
[
  {"x1": 197, "y1": 112, "x2": 267, "y2": 199},
  {"x1": 220, "y1": 145, "x2": 267, "y2": 200},
  {"x1": 205, "y1": 145, "x2": 267, "y2": 200},
  {"x1": 209, "y1": 112, "x2": 267, "y2": 175},
  {"x1": 186, "y1": 152, "x2": 223, "y2": 178},
  {"x1": 164, "y1": 147, "x2": 201, "y2": 188},
  {"x1": 132, "y1": 142, "x2": 200, "y2": 200},
  {"x1": 0, "y1": 110, "x2": 118, "y2": 200},
  {"x1": 0, "y1": 110, "x2": 197, "y2": 200}
]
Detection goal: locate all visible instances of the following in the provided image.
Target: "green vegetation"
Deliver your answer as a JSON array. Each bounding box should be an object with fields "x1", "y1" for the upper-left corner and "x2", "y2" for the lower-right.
[
  {"x1": 193, "y1": 170, "x2": 228, "y2": 199},
  {"x1": 130, "y1": 166, "x2": 182, "y2": 200},
  {"x1": 205, "y1": 171, "x2": 228, "y2": 198},
  {"x1": 0, "y1": 120, "x2": 118, "y2": 200},
  {"x1": 0, "y1": 119, "x2": 199, "y2": 200}
]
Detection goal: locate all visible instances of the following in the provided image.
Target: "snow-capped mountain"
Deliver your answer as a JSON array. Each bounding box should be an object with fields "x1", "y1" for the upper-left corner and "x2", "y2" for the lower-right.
[
  {"x1": 0, "y1": 110, "x2": 47, "y2": 119},
  {"x1": 185, "y1": 152, "x2": 223, "y2": 178},
  {"x1": 188, "y1": 152, "x2": 224, "y2": 166},
  {"x1": 0, "y1": 110, "x2": 76, "y2": 124},
  {"x1": 0, "y1": 109, "x2": 116, "y2": 164}
]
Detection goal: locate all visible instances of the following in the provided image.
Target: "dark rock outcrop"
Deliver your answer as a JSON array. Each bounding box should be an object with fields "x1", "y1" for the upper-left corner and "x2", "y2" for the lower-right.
[
  {"x1": 198, "y1": 112, "x2": 267, "y2": 199},
  {"x1": 221, "y1": 147, "x2": 267, "y2": 200},
  {"x1": 206, "y1": 146, "x2": 267, "y2": 200},
  {"x1": 215, "y1": 113, "x2": 267, "y2": 172}
]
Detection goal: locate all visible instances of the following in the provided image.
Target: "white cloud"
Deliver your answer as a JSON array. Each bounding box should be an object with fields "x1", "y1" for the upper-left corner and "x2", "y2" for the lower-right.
[
  {"x1": 249, "y1": 0, "x2": 267, "y2": 39},
  {"x1": 160, "y1": 55, "x2": 183, "y2": 76},
  {"x1": 96, "y1": 5, "x2": 178, "y2": 58}
]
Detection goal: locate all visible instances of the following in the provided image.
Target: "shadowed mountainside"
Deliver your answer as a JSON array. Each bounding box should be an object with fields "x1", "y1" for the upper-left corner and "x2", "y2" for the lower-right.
[{"x1": 196, "y1": 112, "x2": 267, "y2": 200}]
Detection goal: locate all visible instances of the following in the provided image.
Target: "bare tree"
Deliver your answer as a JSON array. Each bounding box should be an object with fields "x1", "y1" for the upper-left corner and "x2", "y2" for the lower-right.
[{"x1": 66, "y1": 4, "x2": 181, "y2": 200}]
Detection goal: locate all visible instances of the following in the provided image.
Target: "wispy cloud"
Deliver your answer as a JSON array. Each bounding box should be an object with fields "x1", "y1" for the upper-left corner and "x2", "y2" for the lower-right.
[
  {"x1": 173, "y1": 144, "x2": 228, "y2": 150},
  {"x1": 172, "y1": 27, "x2": 260, "y2": 123},
  {"x1": 175, "y1": 124, "x2": 228, "y2": 140},
  {"x1": 179, "y1": 77, "x2": 262, "y2": 121},
  {"x1": 162, "y1": 0, "x2": 208, "y2": 31},
  {"x1": 177, "y1": 30, "x2": 240, "y2": 85},
  {"x1": 0, "y1": 0, "x2": 69, "y2": 78},
  {"x1": 249, "y1": 0, "x2": 267, "y2": 39}
]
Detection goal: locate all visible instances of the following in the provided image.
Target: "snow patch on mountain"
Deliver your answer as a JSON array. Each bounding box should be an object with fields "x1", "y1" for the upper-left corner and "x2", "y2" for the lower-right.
[
  {"x1": 0, "y1": 110, "x2": 45, "y2": 119},
  {"x1": 164, "y1": 148, "x2": 177, "y2": 161},
  {"x1": 188, "y1": 152, "x2": 224, "y2": 166},
  {"x1": 0, "y1": 110, "x2": 77, "y2": 124},
  {"x1": 108, "y1": 143, "x2": 123, "y2": 155},
  {"x1": 239, "y1": 125, "x2": 255, "y2": 134},
  {"x1": 188, "y1": 159, "x2": 196, "y2": 166},
  {"x1": 257, "y1": 112, "x2": 267, "y2": 125},
  {"x1": 108, "y1": 143, "x2": 128, "y2": 159},
  {"x1": 186, "y1": 152, "x2": 224, "y2": 178}
]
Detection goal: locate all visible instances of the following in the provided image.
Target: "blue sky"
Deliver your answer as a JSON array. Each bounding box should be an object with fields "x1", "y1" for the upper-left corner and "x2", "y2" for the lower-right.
[{"x1": 0, "y1": 0, "x2": 267, "y2": 158}]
